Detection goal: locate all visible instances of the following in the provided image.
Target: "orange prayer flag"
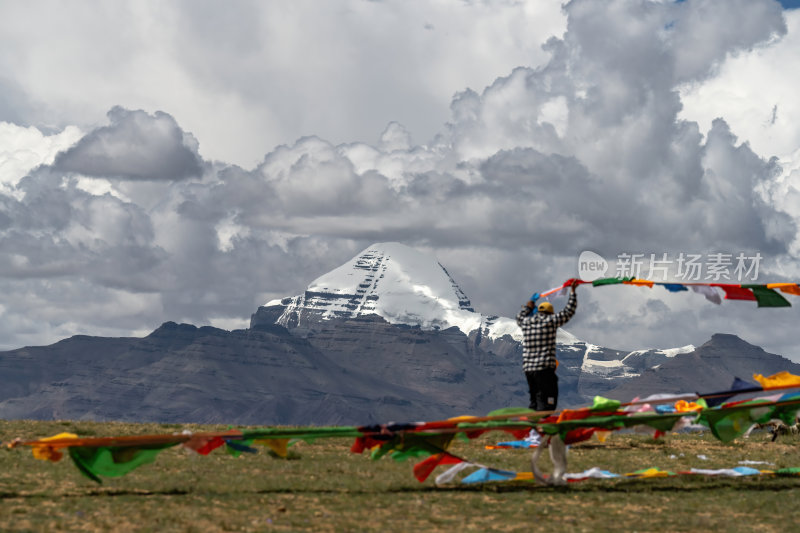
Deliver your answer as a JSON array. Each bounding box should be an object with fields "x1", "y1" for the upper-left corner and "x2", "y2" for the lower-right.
[
  {"x1": 623, "y1": 279, "x2": 655, "y2": 288},
  {"x1": 674, "y1": 400, "x2": 703, "y2": 412},
  {"x1": 766, "y1": 283, "x2": 800, "y2": 296}
]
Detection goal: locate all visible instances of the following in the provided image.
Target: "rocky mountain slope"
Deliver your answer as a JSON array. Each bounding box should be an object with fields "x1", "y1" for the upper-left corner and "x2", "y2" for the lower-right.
[{"x1": 606, "y1": 333, "x2": 800, "y2": 400}]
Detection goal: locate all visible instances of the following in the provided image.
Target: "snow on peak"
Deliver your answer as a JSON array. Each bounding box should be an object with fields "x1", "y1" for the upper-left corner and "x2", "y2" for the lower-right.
[
  {"x1": 264, "y1": 242, "x2": 534, "y2": 340},
  {"x1": 660, "y1": 345, "x2": 696, "y2": 357},
  {"x1": 622, "y1": 344, "x2": 696, "y2": 363},
  {"x1": 308, "y1": 241, "x2": 474, "y2": 316}
]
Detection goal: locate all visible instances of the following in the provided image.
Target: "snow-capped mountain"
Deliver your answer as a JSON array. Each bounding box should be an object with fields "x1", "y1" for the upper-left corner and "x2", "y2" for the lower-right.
[
  {"x1": 251, "y1": 242, "x2": 694, "y2": 386},
  {"x1": 254, "y1": 242, "x2": 567, "y2": 342}
]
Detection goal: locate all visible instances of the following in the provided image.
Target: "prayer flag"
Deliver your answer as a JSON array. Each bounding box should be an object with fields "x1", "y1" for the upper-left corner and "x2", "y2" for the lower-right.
[
  {"x1": 413, "y1": 453, "x2": 463, "y2": 482},
  {"x1": 742, "y1": 285, "x2": 791, "y2": 308},
  {"x1": 767, "y1": 283, "x2": 800, "y2": 296},
  {"x1": 225, "y1": 439, "x2": 258, "y2": 456},
  {"x1": 690, "y1": 285, "x2": 722, "y2": 304},
  {"x1": 31, "y1": 432, "x2": 78, "y2": 463},
  {"x1": 68, "y1": 444, "x2": 175, "y2": 483},
  {"x1": 702, "y1": 377, "x2": 761, "y2": 407},
  {"x1": 711, "y1": 284, "x2": 756, "y2": 301},
  {"x1": 184, "y1": 436, "x2": 226, "y2": 455},
  {"x1": 461, "y1": 467, "x2": 517, "y2": 484},
  {"x1": 591, "y1": 396, "x2": 622, "y2": 411},
  {"x1": 592, "y1": 277, "x2": 633, "y2": 286},
  {"x1": 254, "y1": 438, "x2": 290, "y2": 458},
  {"x1": 753, "y1": 371, "x2": 800, "y2": 390},
  {"x1": 623, "y1": 279, "x2": 654, "y2": 288}
]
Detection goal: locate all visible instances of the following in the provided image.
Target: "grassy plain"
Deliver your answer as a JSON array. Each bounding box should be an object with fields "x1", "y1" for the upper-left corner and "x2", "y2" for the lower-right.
[{"x1": 2, "y1": 419, "x2": 800, "y2": 532}]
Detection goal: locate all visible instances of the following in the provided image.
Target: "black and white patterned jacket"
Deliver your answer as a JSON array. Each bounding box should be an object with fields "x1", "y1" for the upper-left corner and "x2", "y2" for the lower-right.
[{"x1": 515, "y1": 292, "x2": 577, "y2": 372}]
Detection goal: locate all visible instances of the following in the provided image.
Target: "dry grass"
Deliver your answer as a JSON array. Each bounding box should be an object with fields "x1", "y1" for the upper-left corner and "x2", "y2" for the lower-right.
[{"x1": 2, "y1": 419, "x2": 800, "y2": 532}]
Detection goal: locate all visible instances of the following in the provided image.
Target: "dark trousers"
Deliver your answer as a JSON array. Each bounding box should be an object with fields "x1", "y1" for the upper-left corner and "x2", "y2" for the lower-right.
[{"x1": 525, "y1": 368, "x2": 558, "y2": 411}]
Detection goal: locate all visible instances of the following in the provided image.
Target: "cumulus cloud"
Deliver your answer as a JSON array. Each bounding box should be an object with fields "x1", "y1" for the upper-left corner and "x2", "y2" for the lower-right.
[
  {"x1": 53, "y1": 107, "x2": 203, "y2": 181},
  {"x1": 0, "y1": 0, "x2": 567, "y2": 167},
  {"x1": 680, "y1": 9, "x2": 800, "y2": 159},
  {"x1": 1, "y1": 0, "x2": 800, "y2": 361}
]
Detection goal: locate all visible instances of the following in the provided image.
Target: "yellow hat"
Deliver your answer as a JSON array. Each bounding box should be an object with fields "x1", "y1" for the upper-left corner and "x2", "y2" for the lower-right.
[{"x1": 538, "y1": 301, "x2": 554, "y2": 314}]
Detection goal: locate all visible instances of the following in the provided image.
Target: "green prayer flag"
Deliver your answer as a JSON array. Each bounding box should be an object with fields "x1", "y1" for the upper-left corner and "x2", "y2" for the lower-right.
[
  {"x1": 699, "y1": 401, "x2": 774, "y2": 442},
  {"x1": 769, "y1": 393, "x2": 800, "y2": 425},
  {"x1": 371, "y1": 433, "x2": 455, "y2": 462},
  {"x1": 742, "y1": 285, "x2": 791, "y2": 308},
  {"x1": 623, "y1": 413, "x2": 686, "y2": 433},
  {"x1": 486, "y1": 406, "x2": 537, "y2": 417},
  {"x1": 591, "y1": 396, "x2": 621, "y2": 411},
  {"x1": 592, "y1": 277, "x2": 633, "y2": 286},
  {"x1": 68, "y1": 444, "x2": 175, "y2": 483}
]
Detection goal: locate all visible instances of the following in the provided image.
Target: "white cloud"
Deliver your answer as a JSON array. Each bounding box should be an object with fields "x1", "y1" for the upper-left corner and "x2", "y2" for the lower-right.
[
  {"x1": 0, "y1": 122, "x2": 82, "y2": 195},
  {"x1": 0, "y1": 0, "x2": 566, "y2": 168},
  {"x1": 680, "y1": 7, "x2": 800, "y2": 270},
  {"x1": 680, "y1": 9, "x2": 800, "y2": 159}
]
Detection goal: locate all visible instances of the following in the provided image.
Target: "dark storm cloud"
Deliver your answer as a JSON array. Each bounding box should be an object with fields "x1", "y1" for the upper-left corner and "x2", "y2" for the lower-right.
[{"x1": 53, "y1": 107, "x2": 204, "y2": 181}]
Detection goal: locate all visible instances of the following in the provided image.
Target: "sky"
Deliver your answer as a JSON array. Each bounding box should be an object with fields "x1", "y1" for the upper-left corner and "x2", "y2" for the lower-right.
[{"x1": 2, "y1": 0, "x2": 800, "y2": 361}]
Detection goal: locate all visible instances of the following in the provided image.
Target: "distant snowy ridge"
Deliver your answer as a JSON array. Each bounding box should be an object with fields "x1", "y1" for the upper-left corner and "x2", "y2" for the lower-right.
[{"x1": 623, "y1": 345, "x2": 696, "y2": 361}]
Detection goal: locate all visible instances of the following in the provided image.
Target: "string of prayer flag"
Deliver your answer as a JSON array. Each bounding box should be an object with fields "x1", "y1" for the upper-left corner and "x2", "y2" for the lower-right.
[{"x1": 537, "y1": 278, "x2": 800, "y2": 308}]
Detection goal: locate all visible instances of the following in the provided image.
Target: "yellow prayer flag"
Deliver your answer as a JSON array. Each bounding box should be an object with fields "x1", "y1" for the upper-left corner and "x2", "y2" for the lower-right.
[
  {"x1": 31, "y1": 432, "x2": 78, "y2": 462},
  {"x1": 594, "y1": 430, "x2": 611, "y2": 443},
  {"x1": 254, "y1": 438, "x2": 290, "y2": 458},
  {"x1": 753, "y1": 371, "x2": 800, "y2": 389},
  {"x1": 628, "y1": 468, "x2": 671, "y2": 478}
]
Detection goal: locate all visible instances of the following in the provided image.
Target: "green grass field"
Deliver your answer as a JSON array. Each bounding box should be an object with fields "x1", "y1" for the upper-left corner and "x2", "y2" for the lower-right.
[{"x1": 2, "y1": 419, "x2": 800, "y2": 532}]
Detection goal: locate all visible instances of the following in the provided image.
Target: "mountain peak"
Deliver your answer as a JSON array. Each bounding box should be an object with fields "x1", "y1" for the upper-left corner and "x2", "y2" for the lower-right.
[
  {"x1": 307, "y1": 242, "x2": 474, "y2": 314},
  {"x1": 253, "y1": 242, "x2": 521, "y2": 339},
  {"x1": 701, "y1": 333, "x2": 764, "y2": 352}
]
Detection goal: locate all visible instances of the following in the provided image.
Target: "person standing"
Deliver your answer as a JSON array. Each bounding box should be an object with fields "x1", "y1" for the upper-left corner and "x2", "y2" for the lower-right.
[{"x1": 516, "y1": 280, "x2": 579, "y2": 411}]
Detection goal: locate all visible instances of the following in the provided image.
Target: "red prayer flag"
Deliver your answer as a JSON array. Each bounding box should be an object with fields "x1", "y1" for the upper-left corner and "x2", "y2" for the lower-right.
[
  {"x1": 413, "y1": 453, "x2": 463, "y2": 482},
  {"x1": 711, "y1": 284, "x2": 756, "y2": 301},
  {"x1": 194, "y1": 436, "x2": 226, "y2": 455},
  {"x1": 183, "y1": 435, "x2": 226, "y2": 455},
  {"x1": 350, "y1": 436, "x2": 390, "y2": 454},
  {"x1": 564, "y1": 428, "x2": 598, "y2": 445}
]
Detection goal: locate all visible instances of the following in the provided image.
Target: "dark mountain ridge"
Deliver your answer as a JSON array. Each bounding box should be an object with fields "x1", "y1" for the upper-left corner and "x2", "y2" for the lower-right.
[
  {"x1": 606, "y1": 333, "x2": 800, "y2": 400},
  {"x1": 2, "y1": 317, "x2": 797, "y2": 425}
]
